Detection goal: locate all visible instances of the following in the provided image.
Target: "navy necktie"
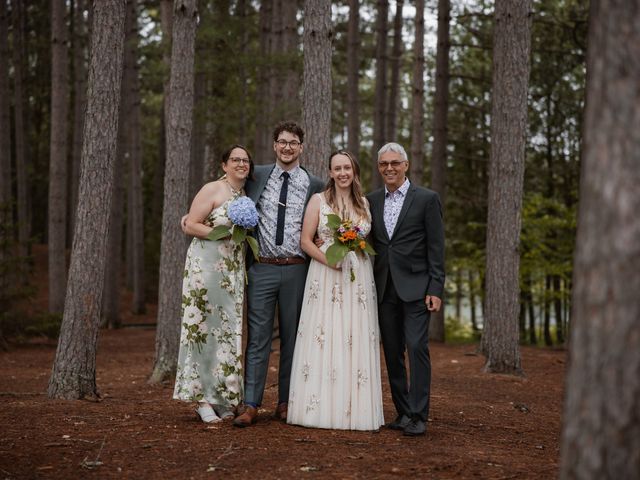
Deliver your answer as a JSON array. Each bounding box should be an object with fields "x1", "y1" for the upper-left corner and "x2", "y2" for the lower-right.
[{"x1": 275, "y1": 172, "x2": 290, "y2": 246}]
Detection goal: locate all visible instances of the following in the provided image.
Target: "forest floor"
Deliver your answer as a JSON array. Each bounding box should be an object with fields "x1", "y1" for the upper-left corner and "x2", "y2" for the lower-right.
[{"x1": 0, "y1": 246, "x2": 567, "y2": 479}]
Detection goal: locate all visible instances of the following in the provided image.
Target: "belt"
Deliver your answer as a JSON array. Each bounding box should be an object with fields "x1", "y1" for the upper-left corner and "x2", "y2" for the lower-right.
[{"x1": 258, "y1": 256, "x2": 306, "y2": 265}]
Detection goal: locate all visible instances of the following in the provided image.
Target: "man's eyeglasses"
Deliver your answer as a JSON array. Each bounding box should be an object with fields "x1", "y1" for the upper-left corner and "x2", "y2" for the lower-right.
[
  {"x1": 275, "y1": 139, "x2": 301, "y2": 149},
  {"x1": 378, "y1": 160, "x2": 407, "y2": 169},
  {"x1": 229, "y1": 157, "x2": 251, "y2": 165}
]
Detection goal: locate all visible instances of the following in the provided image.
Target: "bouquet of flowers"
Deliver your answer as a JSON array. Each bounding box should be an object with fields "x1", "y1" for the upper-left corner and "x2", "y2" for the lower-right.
[
  {"x1": 207, "y1": 196, "x2": 259, "y2": 260},
  {"x1": 325, "y1": 213, "x2": 376, "y2": 282}
]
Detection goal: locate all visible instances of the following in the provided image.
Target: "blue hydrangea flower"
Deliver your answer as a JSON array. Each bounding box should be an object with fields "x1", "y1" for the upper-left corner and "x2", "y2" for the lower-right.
[{"x1": 227, "y1": 197, "x2": 259, "y2": 229}]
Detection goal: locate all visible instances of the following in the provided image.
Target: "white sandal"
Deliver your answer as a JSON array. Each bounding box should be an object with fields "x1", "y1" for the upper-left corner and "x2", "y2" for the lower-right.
[{"x1": 196, "y1": 403, "x2": 221, "y2": 423}]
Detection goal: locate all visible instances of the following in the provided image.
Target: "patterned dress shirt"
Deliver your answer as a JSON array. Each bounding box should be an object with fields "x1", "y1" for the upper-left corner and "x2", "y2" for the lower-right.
[
  {"x1": 257, "y1": 164, "x2": 310, "y2": 258},
  {"x1": 383, "y1": 177, "x2": 410, "y2": 238}
]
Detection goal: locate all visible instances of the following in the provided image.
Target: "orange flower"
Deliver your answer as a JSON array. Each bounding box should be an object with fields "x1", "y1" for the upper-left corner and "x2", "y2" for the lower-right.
[
  {"x1": 359, "y1": 240, "x2": 366, "y2": 250},
  {"x1": 343, "y1": 230, "x2": 357, "y2": 241},
  {"x1": 338, "y1": 235, "x2": 347, "y2": 243}
]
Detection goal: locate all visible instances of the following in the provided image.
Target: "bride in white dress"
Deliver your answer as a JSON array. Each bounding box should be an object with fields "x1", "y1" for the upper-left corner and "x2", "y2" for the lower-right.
[{"x1": 287, "y1": 150, "x2": 384, "y2": 431}]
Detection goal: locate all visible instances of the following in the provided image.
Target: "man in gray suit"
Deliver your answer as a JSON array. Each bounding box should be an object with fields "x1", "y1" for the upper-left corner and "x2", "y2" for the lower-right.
[
  {"x1": 367, "y1": 142, "x2": 445, "y2": 436},
  {"x1": 233, "y1": 121, "x2": 325, "y2": 427}
]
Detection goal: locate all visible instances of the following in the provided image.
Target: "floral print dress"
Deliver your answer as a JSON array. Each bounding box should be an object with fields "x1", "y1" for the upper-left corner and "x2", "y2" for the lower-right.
[
  {"x1": 173, "y1": 193, "x2": 245, "y2": 409},
  {"x1": 287, "y1": 194, "x2": 384, "y2": 430}
]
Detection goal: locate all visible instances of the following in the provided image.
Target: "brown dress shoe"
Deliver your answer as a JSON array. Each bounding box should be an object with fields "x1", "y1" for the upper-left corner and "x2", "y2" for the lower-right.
[
  {"x1": 274, "y1": 402, "x2": 288, "y2": 421},
  {"x1": 232, "y1": 405, "x2": 257, "y2": 428}
]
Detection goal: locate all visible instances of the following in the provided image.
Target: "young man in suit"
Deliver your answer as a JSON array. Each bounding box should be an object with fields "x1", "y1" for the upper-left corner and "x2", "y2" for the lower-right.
[
  {"x1": 367, "y1": 142, "x2": 445, "y2": 436},
  {"x1": 233, "y1": 121, "x2": 325, "y2": 427}
]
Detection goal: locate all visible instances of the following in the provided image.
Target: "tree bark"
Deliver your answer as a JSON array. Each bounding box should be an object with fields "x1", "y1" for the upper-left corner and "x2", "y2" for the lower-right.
[
  {"x1": 253, "y1": 0, "x2": 273, "y2": 165},
  {"x1": 560, "y1": 0, "x2": 640, "y2": 476},
  {"x1": 427, "y1": 0, "x2": 450, "y2": 343},
  {"x1": 482, "y1": 0, "x2": 532, "y2": 374},
  {"x1": 48, "y1": 0, "x2": 126, "y2": 400},
  {"x1": 0, "y1": 0, "x2": 11, "y2": 224},
  {"x1": 409, "y1": 0, "x2": 425, "y2": 184},
  {"x1": 12, "y1": 0, "x2": 30, "y2": 260},
  {"x1": 386, "y1": 0, "x2": 403, "y2": 141},
  {"x1": 69, "y1": 0, "x2": 88, "y2": 245},
  {"x1": 48, "y1": 0, "x2": 70, "y2": 314},
  {"x1": 302, "y1": 0, "x2": 332, "y2": 177},
  {"x1": 346, "y1": 0, "x2": 360, "y2": 158},
  {"x1": 150, "y1": 0, "x2": 198, "y2": 384},
  {"x1": 371, "y1": 0, "x2": 388, "y2": 189}
]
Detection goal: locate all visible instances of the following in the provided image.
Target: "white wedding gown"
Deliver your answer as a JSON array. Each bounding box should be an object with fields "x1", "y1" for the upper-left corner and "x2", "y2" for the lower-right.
[{"x1": 287, "y1": 194, "x2": 384, "y2": 430}]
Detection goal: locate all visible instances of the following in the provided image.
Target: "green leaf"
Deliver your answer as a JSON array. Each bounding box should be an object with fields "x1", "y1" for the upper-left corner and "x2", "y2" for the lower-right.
[
  {"x1": 325, "y1": 243, "x2": 349, "y2": 267},
  {"x1": 325, "y1": 213, "x2": 342, "y2": 230},
  {"x1": 246, "y1": 236, "x2": 259, "y2": 261},
  {"x1": 208, "y1": 225, "x2": 231, "y2": 241},
  {"x1": 231, "y1": 225, "x2": 246, "y2": 244},
  {"x1": 363, "y1": 242, "x2": 376, "y2": 255}
]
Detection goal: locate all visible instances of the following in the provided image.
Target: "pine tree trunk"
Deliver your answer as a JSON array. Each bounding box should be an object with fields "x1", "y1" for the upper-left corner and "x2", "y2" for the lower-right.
[
  {"x1": 468, "y1": 270, "x2": 478, "y2": 333},
  {"x1": 427, "y1": 0, "x2": 450, "y2": 343},
  {"x1": 482, "y1": 0, "x2": 532, "y2": 374},
  {"x1": 127, "y1": 0, "x2": 145, "y2": 315},
  {"x1": 302, "y1": 0, "x2": 332, "y2": 177},
  {"x1": 48, "y1": 0, "x2": 126, "y2": 400},
  {"x1": 560, "y1": 1, "x2": 640, "y2": 476},
  {"x1": 0, "y1": 0, "x2": 11, "y2": 298},
  {"x1": 409, "y1": 0, "x2": 425, "y2": 184},
  {"x1": 553, "y1": 274, "x2": 563, "y2": 344},
  {"x1": 385, "y1": 0, "x2": 403, "y2": 141},
  {"x1": 69, "y1": 0, "x2": 88, "y2": 245},
  {"x1": 150, "y1": 0, "x2": 198, "y2": 384},
  {"x1": 253, "y1": 0, "x2": 273, "y2": 165},
  {"x1": 280, "y1": 0, "x2": 300, "y2": 120},
  {"x1": 346, "y1": 0, "x2": 360, "y2": 158},
  {"x1": 543, "y1": 275, "x2": 552, "y2": 346},
  {"x1": 12, "y1": 1, "x2": 30, "y2": 260},
  {"x1": 0, "y1": 0, "x2": 11, "y2": 222},
  {"x1": 371, "y1": 0, "x2": 388, "y2": 189},
  {"x1": 48, "y1": 0, "x2": 70, "y2": 314},
  {"x1": 121, "y1": 0, "x2": 144, "y2": 314},
  {"x1": 236, "y1": 0, "x2": 249, "y2": 145}
]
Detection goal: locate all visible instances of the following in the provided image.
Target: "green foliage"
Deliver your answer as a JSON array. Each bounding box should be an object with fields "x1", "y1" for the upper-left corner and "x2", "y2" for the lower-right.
[{"x1": 444, "y1": 314, "x2": 479, "y2": 345}]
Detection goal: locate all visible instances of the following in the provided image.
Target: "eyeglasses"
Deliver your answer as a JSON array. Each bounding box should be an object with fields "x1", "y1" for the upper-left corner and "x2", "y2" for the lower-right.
[
  {"x1": 275, "y1": 139, "x2": 301, "y2": 149},
  {"x1": 378, "y1": 160, "x2": 407, "y2": 169},
  {"x1": 229, "y1": 157, "x2": 250, "y2": 165}
]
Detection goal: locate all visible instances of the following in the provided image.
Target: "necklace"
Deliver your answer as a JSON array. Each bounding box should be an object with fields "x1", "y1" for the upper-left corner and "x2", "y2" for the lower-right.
[{"x1": 224, "y1": 178, "x2": 243, "y2": 195}]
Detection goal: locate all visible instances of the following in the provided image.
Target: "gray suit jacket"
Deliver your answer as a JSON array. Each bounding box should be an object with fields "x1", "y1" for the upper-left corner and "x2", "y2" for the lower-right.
[{"x1": 367, "y1": 183, "x2": 445, "y2": 303}]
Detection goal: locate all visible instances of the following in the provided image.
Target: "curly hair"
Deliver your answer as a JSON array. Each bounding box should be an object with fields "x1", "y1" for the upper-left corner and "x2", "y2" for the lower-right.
[{"x1": 272, "y1": 121, "x2": 304, "y2": 144}]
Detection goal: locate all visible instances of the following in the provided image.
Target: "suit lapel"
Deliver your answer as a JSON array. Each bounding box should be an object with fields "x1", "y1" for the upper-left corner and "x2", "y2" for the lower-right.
[
  {"x1": 248, "y1": 165, "x2": 274, "y2": 203},
  {"x1": 371, "y1": 189, "x2": 390, "y2": 241},
  {"x1": 391, "y1": 184, "x2": 416, "y2": 239}
]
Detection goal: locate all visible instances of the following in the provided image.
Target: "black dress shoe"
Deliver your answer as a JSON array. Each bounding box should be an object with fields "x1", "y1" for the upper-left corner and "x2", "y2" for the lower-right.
[
  {"x1": 403, "y1": 418, "x2": 426, "y2": 436},
  {"x1": 387, "y1": 414, "x2": 411, "y2": 430}
]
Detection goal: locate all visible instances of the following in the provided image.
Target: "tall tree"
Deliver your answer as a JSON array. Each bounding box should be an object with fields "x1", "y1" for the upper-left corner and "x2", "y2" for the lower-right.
[
  {"x1": 481, "y1": 0, "x2": 532, "y2": 374},
  {"x1": 125, "y1": 0, "x2": 145, "y2": 315},
  {"x1": 253, "y1": 0, "x2": 274, "y2": 165},
  {"x1": 48, "y1": 0, "x2": 71, "y2": 314},
  {"x1": 302, "y1": 0, "x2": 332, "y2": 177},
  {"x1": 150, "y1": 0, "x2": 198, "y2": 383},
  {"x1": 48, "y1": 0, "x2": 126, "y2": 399},
  {"x1": 69, "y1": 0, "x2": 88, "y2": 243},
  {"x1": 560, "y1": 0, "x2": 640, "y2": 477},
  {"x1": 409, "y1": 0, "x2": 425, "y2": 184},
  {"x1": 371, "y1": 0, "x2": 389, "y2": 188},
  {"x1": 11, "y1": 0, "x2": 30, "y2": 259},
  {"x1": 0, "y1": 0, "x2": 11, "y2": 223},
  {"x1": 346, "y1": 0, "x2": 360, "y2": 157},
  {"x1": 386, "y1": 0, "x2": 403, "y2": 141},
  {"x1": 427, "y1": 0, "x2": 451, "y2": 343}
]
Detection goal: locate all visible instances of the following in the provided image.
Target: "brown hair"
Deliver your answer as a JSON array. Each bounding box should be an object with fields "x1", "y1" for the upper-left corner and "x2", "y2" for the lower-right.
[
  {"x1": 221, "y1": 144, "x2": 254, "y2": 180},
  {"x1": 272, "y1": 121, "x2": 304, "y2": 144},
  {"x1": 325, "y1": 150, "x2": 368, "y2": 220}
]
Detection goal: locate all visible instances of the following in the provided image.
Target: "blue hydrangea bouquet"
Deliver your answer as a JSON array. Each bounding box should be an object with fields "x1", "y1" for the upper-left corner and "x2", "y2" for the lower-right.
[{"x1": 207, "y1": 196, "x2": 259, "y2": 260}]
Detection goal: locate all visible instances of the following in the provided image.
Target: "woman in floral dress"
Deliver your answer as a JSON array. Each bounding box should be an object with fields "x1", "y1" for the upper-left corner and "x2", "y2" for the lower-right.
[
  {"x1": 287, "y1": 150, "x2": 384, "y2": 431},
  {"x1": 173, "y1": 145, "x2": 253, "y2": 423}
]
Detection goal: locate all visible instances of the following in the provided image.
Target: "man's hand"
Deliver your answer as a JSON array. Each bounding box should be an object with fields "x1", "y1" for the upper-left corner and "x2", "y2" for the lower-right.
[
  {"x1": 180, "y1": 214, "x2": 188, "y2": 233},
  {"x1": 313, "y1": 235, "x2": 324, "y2": 248},
  {"x1": 425, "y1": 295, "x2": 442, "y2": 312}
]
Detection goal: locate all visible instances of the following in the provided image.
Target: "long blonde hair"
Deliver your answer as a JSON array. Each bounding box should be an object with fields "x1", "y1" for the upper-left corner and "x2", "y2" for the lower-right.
[{"x1": 324, "y1": 150, "x2": 368, "y2": 220}]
